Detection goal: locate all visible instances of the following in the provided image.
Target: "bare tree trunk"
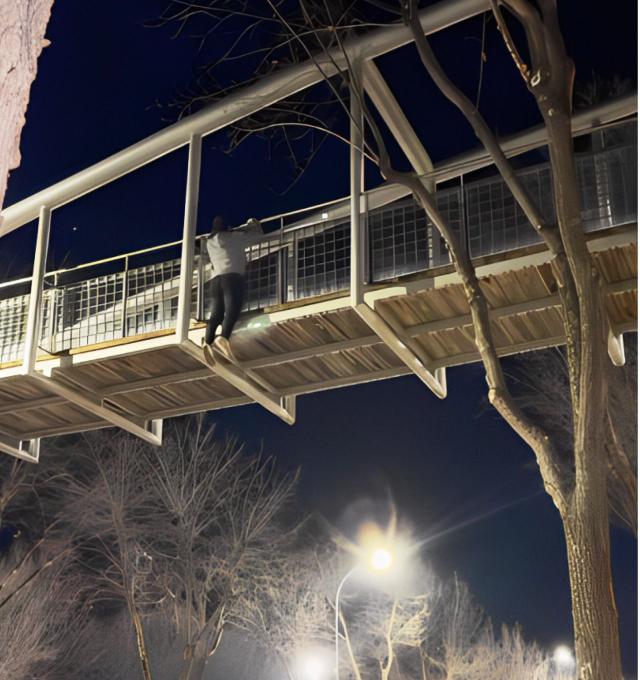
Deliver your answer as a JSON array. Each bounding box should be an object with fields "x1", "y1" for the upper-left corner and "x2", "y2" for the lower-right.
[
  {"x1": 340, "y1": 610, "x2": 363, "y2": 680},
  {"x1": 380, "y1": 598, "x2": 398, "y2": 680},
  {"x1": 563, "y1": 502, "x2": 621, "y2": 680},
  {"x1": 178, "y1": 602, "x2": 224, "y2": 680},
  {"x1": 127, "y1": 597, "x2": 153, "y2": 680},
  {"x1": 398, "y1": 2, "x2": 625, "y2": 676},
  {"x1": 0, "y1": 0, "x2": 53, "y2": 218}
]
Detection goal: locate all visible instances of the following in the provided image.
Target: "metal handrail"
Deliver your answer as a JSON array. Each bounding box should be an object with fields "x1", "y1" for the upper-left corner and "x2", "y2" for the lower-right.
[
  {"x1": 0, "y1": 131, "x2": 636, "y2": 364},
  {"x1": 0, "y1": 115, "x2": 634, "y2": 294}
]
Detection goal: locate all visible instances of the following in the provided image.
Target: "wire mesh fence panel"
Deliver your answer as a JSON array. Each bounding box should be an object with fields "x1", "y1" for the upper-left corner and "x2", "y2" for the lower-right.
[
  {"x1": 603, "y1": 120, "x2": 637, "y2": 150},
  {"x1": 578, "y1": 145, "x2": 637, "y2": 233},
  {"x1": 244, "y1": 240, "x2": 280, "y2": 311},
  {"x1": 125, "y1": 259, "x2": 181, "y2": 337},
  {"x1": 0, "y1": 294, "x2": 29, "y2": 364},
  {"x1": 292, "y1": 220, "x2": 351, "y2": 300},
  {"x1": 369, "y1": 190, "x2": 458, "y2": 282},
  {"x1": 467, "y1": 142, "x2": 636, "y2": 257},
  {"x1": 466, "y1": 164, "x2": 554, "y2": 258},
  {"x1": 52, "y1": 273, "x2": 124, "y2": 352}
]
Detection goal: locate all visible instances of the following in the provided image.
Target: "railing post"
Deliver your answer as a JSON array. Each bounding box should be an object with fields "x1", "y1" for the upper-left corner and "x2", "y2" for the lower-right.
[
  {"x1": 176, "y1": 133, "x2": 202, "y2": 343},
  {"x1": 362, "y1": 190, "x2": 371, "y2": 284},
  {"x1": 120, "y1": 255, "x2": 129, "y2": 339},
  {"x1": 196, "y1": 237, "x2": 205, "y2": 321},
  {"x1": 23, "y1": 206, "x2": 51, "y2": 374},
  {"x1": 460, "y1": 173, "x2": 469, "y2": 261},
  {"x1": 350, "y1": 62, "x2": 364, "y2": 307}
]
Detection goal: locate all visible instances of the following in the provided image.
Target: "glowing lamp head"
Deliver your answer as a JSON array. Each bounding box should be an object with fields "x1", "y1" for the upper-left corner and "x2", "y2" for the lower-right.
[
  {"x1": 553, "y1": 645, "x2": 575, "y2": 669},
  {"x1": 298, "y1": 651, "x2": 329, "y2": 680},
  {"x1": 369, "y1": 547, "x2": 393, "y2": 571}
]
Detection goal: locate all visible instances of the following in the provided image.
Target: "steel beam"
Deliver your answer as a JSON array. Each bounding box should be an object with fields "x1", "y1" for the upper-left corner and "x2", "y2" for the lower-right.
[
  {"x1": 22, "y1": 206, "x2": 51, "y2": 374},
  {"x1": 30, "y1": 369, "x2": 163, "y2": 446},
  {"x1": 0, "y1": 435, "x2": 40, "y2": 463},
  {"x1": 176, "y1": 134, "x2": 202, "y2": 343},
  {"x1": 354, "y1": 301, "x2": 447, "y2": 398},
  {"x1": 362, "y1": 61, "x2": 433, "y2": 176},
  {"x1": 180, "y1": 341, "x2": 296, "y2": 425},
  {"x1": 0, "y1": 0, "x2": 491, "y2": 236}
]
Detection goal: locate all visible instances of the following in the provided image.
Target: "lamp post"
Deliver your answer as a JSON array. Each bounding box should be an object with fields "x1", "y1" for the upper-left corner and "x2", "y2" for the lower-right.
[{"x1": 335, "y1": 546, "x2": 394, "y2": 680}]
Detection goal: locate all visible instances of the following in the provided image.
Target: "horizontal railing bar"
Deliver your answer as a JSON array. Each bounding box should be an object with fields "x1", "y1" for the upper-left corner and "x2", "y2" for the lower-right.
[
  {"x1": 0, "y1": 110, "x2": 634, "y2": 293},
  {"x1": 0, "y1": 132, "x2": 635, "y2": 364}
]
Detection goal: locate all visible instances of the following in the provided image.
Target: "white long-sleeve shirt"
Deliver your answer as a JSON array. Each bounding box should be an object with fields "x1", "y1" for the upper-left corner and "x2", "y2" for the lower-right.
[{"x1": 205, "y1": 219, "x2": 263, "y2": 276}]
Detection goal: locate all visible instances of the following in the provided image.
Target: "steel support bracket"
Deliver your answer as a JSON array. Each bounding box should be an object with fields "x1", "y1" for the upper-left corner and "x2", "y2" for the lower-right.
[
  {"x1": 354, "y1": 300, "x2": 447, "y2": 399},
  {"x1": 30, "y1": 368, "x2": 163, "y2": 446},
  {"x1": 0, "y1": 434, "x2": 40, "y2": 463},
  {"x1": 607, "y1": 327, "x2": 626, "y2": 367},
  {"x1": 180, "y1": 341, "x2": 296, "y2": 425}
]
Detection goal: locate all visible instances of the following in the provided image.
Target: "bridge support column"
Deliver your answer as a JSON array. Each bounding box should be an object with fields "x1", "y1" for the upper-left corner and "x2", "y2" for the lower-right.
[
  {"x1": 350, "y1": 60, "x2": 446, "y2": 399},
  {"x1": 23, "y1": 205, "x2": 51, "y2": 375},
  {"x1": 177, "y1": 133, "x2": 202, "y2": 343},
  {"x1": 0, "y1": 434, "x2": 40, "y2": 463},
  {"x1": 350, "y1": 61, "x2": 365, "y2": 307},
  {"x1": 608, "y1": 328, "x2": 625, "y2": 367}
]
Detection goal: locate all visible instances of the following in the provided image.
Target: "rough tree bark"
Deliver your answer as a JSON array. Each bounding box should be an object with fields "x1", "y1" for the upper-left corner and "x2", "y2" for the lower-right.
[{"x1": 0, "y1": 0, "x2": 54, "y2": 220}]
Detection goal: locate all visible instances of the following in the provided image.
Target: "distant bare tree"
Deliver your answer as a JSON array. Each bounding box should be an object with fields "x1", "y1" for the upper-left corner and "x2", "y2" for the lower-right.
[
  {"x1": 144, "y1": 418, "x2": 298, "y2": 680},
  {"x1": 0, "y1": 558, "x2": 87, "y2": 680},
  {"x1": 62, "y1": 433, "x2": 160, "y2": 680},
  {"x1": 233, "y1": 544, "x2": 335, "y2": 678},
  {"x1": 0, "y1": 448, "x2": 77, "y2": 624}
]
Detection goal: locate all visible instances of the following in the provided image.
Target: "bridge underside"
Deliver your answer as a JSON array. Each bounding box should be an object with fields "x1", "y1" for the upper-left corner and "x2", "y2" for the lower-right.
[{"x1": 0, "y1": 227, "x2": 635, "y2": 450}]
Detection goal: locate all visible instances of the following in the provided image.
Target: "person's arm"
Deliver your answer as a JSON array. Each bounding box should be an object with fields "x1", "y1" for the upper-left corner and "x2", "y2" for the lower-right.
[{"x1": 235, "y1": 218, "x2": 263, "y2": 241}]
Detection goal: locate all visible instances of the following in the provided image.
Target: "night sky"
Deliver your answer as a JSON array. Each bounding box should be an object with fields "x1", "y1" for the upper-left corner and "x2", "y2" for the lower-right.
[{"x1": 2, "y1": 0, "x2": 637, "y2": 673}]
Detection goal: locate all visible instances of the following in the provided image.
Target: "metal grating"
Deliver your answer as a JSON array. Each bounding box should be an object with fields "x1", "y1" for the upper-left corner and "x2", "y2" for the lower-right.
[
  {"x1": 292, "y1": 221, "x2": 351, "y2": 299},
  {"x1": 125, "y1": 259, "x2": 181, "y2": 337},
  {"x1": 0, "y1": 294, "x2": 29, "y2": 363},
  {"x1": 369, "y1": 190, "x2": 459, "y2": 281}
]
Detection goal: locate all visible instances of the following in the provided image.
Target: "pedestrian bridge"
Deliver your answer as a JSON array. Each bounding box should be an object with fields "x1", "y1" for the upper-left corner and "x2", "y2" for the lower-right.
[
  {"x1": 0, "y1": 0, "x2": 636, "y2": 460},
  {"x1": 0, "y1": 115, "x2": 635, "y2": 462}
]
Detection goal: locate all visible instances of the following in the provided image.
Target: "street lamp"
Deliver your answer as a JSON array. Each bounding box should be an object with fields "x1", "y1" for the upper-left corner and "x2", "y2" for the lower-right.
[
  {"x1": 335, "y1": 542, "x2": 396, "y2": 680},
  {"x1": 370, "y1": 547, "x2": 393, "y2": 571},
  {"x1": 296, "y1": 648, "x2": 331, "y2": 680},
  {"x1": 552, "y1": 645, "x2": 575, "y2": 677}
]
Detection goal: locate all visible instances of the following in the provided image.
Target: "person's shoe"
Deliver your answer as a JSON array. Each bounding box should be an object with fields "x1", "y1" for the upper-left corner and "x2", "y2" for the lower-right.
[
  {"x1": 213, "y1": 336, "x2": 235, "y2": 362},
  {"x1": 202, "y1": 341, "x2": 215, "y2": 366}
]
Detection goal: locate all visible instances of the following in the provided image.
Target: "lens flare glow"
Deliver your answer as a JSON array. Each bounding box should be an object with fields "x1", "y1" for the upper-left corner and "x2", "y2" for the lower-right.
[
  {"x1": 553, "y1": 645, "x2": 575, "y2": 669},
  {"x1": 370, "y1": 547, "x2": 393, "y2": 571},
  {"x1": 296, "y1": 649, "x2": 330, "y2": 680}
]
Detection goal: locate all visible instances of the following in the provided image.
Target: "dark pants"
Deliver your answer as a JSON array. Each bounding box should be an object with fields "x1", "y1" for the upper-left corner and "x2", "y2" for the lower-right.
[{"x1": 205, "y1": 273, "x2": 245, "y2": 343}]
